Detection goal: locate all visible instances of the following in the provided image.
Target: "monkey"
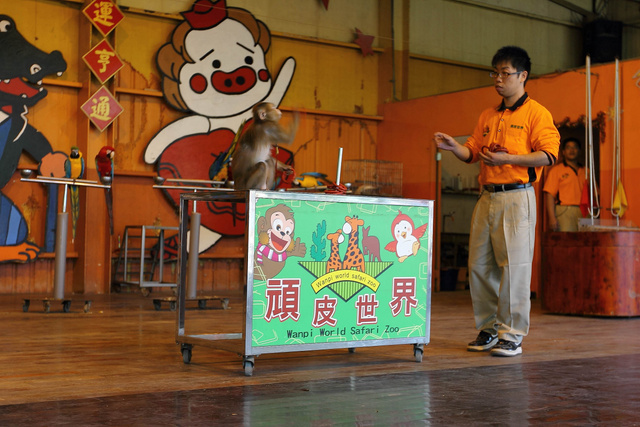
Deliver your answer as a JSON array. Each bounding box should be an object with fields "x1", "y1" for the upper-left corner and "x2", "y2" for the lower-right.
[
  {"x1": 232, "y1": 102, "x2": 298, "y2": 190},
  {"x1": 254, "y1": 204, "x2": 306, "y2": 281}
]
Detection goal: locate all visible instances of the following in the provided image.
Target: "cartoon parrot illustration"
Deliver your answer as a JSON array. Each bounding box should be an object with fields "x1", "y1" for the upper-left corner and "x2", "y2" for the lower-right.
[
  {"x1": 64, "y1": 146, "x2": 85, "y2": 241},
  {"x1": 385, "y1": 210, "x2": 428, "y2": 263},
  {"x1": 95, "y1": 146, "x2": 115, "y2": 235}
]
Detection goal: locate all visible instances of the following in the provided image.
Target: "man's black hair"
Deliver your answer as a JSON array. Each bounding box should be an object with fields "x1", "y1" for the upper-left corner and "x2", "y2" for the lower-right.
[
  {"x1": 492, "y1": 46, "x2": 531, "y2": 85},
  {"x1": 561, "y1": 137, "x2": 582, "y2": 150}
]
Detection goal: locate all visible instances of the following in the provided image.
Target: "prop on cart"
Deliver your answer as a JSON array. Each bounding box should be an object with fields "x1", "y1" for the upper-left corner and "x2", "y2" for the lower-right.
[
  {"x1": 95, "y1": 146, "x2": 115, "y2": 234},
  {"x1": 293, "y1": 172, "x2": 333, "y2": 188},
  {"x1": 285, "y1": 148, "x2": 349, "y2": 194},
  {"x1": 325, "y1": 147, "x2": 348, "y2": 195},
  {"x1": 271, "y1": 145, "x2": 296, "y2": 190}
]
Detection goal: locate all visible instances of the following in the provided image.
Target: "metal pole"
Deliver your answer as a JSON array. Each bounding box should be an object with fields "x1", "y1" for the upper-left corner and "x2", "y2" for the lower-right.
[
  {"x1": 54, "y1": 211, "x2": 69, "y2": 300},
  {"x1": 187, "y1": 212, "x2": 201, "y2": 300}
]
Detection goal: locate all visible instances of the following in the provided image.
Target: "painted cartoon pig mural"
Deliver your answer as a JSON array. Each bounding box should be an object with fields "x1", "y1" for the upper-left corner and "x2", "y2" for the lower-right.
[{"x1": 144, "y1": 0, "x2": 296, "y2": 256}]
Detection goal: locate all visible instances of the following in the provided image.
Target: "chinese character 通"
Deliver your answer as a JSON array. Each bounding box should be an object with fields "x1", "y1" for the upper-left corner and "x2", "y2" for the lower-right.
[{"x1": 90, "y1": 96, "x2": 112, "y2": 121}]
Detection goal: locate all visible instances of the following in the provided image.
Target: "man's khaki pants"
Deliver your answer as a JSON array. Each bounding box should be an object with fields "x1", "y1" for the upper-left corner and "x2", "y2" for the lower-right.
[{"x1": 468, "y1": 186, "x2": 536, "y2": 344}]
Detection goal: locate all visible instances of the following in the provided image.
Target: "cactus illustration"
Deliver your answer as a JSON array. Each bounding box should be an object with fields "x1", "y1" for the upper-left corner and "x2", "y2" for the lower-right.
[{"x1": 310, "y1": 220, "x2": 327, "y2": 261}]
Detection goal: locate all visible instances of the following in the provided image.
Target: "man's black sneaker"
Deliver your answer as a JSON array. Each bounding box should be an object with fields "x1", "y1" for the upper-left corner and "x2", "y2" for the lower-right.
[
  {"x1": 467, "y1": 331, "x2": 498, "y2": 352},
  {"x1": 490, "y1": 339, "x2": 522, "y2": 357}
]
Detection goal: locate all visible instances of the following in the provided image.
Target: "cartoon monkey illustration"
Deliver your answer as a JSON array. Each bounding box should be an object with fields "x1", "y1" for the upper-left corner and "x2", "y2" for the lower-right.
[{"x1": 254, "y1": 204, "x2": 306, "y2": 281}]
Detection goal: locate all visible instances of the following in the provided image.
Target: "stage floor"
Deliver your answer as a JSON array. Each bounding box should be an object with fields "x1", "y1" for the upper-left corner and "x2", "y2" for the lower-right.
[{"x1": 1, "y1": 290, "x2": 638, "y2": 425}]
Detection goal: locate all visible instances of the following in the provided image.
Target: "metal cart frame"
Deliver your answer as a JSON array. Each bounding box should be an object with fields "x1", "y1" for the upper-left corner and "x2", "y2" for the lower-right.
[
  {"x1": 114, "y1": 225, "x2": 179, "y2": 295},
  {"x1": 176, "y1": 190, "x2": 433, "y2": 375}
]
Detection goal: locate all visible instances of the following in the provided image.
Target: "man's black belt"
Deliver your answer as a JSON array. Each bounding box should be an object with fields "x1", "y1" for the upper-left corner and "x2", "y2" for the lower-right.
[{"x1": 483, "y1": 183, "x2": 532, "y2": 192}]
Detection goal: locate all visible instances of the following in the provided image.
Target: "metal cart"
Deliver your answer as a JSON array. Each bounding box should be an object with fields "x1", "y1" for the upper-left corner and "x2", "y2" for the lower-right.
[
  {"x1": 113, "y1": 225, "x2": 179, "y2": 296},
  {"x1": 176, "y1": 190, "x2": 433, "y2": 375}
]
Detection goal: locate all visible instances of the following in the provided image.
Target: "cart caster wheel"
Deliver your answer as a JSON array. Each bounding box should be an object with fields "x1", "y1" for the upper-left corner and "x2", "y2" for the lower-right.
[
  {"x1": 141, "y1": 288, "x2": 151, "y2": 297},
  {"x1": 170, "y1": 301, "x2": 177, "y2": 311},
  {"x1": 43, "y1": 301, "x2": 51, "y2": 313},
  {"x1": 198, "y1": 299, "x2": 206, "y2": 310},
  {"x1": 153, "y1": 300, "x2": 162, "y2": 311},
  {"x1": 182, "y1": 347, "x2": 192, "y2": 364},
  {"x1": 414, "y1": 344, "x2": 424, "y2": 363},
  {"x1": 112, "y1": 283, "x2": 121, "y2": 293},
  {"x1": 221, "y1": 298, "x2": 230, "y2": 310},
  {"x1": 84, "y1": 301, "x2": 92, "y2": 313},
  {"x1": 63, "y1": 301, "x2": 71, "y2": 313},
  {"x1": 348, "y1": 347, "x2": 356, "y2": 353},
  {"x1": 22, "y1": 300, "x2": 30, "y2": 312},
  {"x1": 243, "y1": 356, "x2": 255, "y2": 376}
]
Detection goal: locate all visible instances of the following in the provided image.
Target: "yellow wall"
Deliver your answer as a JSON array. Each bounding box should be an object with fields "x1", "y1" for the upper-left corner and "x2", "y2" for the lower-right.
[{"x1": 1, "y1": 0, "x2": 384, "y2": 294}]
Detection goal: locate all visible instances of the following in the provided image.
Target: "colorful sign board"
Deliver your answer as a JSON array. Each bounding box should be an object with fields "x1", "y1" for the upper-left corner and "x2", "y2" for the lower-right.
[
  {"x1": 83, "y1": 0, "x2": 124, "y2": 37},
  {"x1": 246, "y1": 192, "x2": 433, "y2": 354},
  {"x1": 80, "y1": 86, "x2": 124, "y2": 132},
  {"x1": 83, "y1": 39, "x2": 123, "y2": 84}
]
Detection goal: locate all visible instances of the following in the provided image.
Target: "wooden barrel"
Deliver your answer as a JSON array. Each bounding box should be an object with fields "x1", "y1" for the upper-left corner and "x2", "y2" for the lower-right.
[{"x1": 542, "y1": 231, "x2": 640, "y2": 316}]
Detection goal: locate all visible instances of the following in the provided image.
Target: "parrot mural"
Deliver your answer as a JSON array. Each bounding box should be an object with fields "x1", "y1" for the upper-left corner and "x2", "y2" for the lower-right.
[
  {"x1": 95, "y1": 146, "x2": 115, "y2": 235},
  {"x1": 64, "y1": 146, "x2": 85, "y2": 241}
]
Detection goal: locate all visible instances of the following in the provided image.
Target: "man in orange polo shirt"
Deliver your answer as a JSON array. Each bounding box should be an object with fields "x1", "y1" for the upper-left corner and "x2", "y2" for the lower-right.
[
  {"x1": 434, "y1": 46, "x2": 560, "y2": 357},
  {"x1": 543, "y1": 137, "x2": 586, "y2": 231}
]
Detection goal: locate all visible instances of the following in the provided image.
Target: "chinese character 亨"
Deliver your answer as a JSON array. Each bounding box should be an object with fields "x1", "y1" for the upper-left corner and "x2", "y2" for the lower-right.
[
  {"x1": 83, "y1": 40, "x2": 123, "y2": 84},
  {"x1": 389, "y1": 277, "x2": 419, "y2": 317},
  {"x1": 312, "y1": 295, "x2": 338, "y2": 328},
  {"x1": 94, "y1": 49, "x2": 116, "y2": 73}
]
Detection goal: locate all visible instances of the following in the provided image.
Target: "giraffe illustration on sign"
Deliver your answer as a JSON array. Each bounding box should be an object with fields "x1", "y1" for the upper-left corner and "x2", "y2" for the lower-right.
[
  {"x1": 342, "y1": 216, "x2": 365, "y2": 272},
  {"x1": 326, "y1": 229, "x2": 344, "y2": 273}
]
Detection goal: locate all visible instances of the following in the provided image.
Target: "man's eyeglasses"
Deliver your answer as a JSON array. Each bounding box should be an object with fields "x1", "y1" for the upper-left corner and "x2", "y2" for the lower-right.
[{"x1": 489, "y1": 71, "x2": 522, "y2": 80}]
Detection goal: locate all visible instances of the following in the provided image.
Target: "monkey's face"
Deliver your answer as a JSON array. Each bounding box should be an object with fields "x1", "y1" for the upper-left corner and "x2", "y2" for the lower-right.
[
  {"x1": 267, "y1": 211, "x2": 294, "y2": 253},
  {"x1": 267, "y1": 106, "x2": 282, "y2": 121},
  {"x1": 256, "y1": 103, "x2": 282, "y2": 122},
  {"x1": 179, "y1": 19, "x2": 272, "y2": 117}
]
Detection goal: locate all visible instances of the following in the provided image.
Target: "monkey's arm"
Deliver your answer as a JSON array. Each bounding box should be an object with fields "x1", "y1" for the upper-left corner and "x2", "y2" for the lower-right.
[
  {"x1": 144, "y1": 115, "x2": 212, "y2": 163},
  {"x1": 275, "y1": 159, "x2": 293, "y2": 172},
  {"x1": 264, "y1": 57, "x2": 296, "y2": 107},
  {"x1": 290, "y1": 238, "x2": 306, "y2": 257}
]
